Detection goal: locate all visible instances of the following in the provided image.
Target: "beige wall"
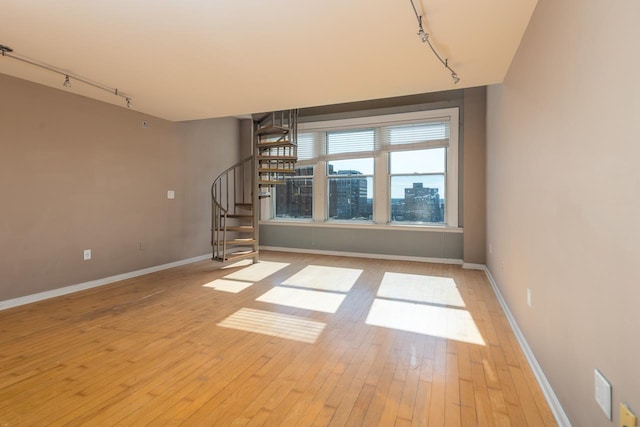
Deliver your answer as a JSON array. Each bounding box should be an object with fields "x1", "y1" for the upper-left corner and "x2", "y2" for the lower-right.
[
  {"x1": 486, "y1": 1, "x2": 640, "y2": 426},
  {"x1": 0, "y1": 73, "x2": 239, "y2": 301}
]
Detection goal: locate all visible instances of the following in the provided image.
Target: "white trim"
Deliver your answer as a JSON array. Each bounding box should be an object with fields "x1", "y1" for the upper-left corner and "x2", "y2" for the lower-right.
[
  {"x1": 446, "y1": 108, "x2": 459, "y2": 226},
  {"x1": 0, "y1": 254, "x2": 211, "y2": 312},
  {"x1": 483, "y1": 267, "x2": 571, "y2": 427},
  {"x1": 299, "y1": 108, "x2": 457, "y2": 132},
  {"x1": 260, "y1": 220, "x2": 463, "y2": 233},
  {"x1": 282, "y1": 107, "x2": 459, "y2": 227},
  {"x1": 260, "y1": 246, "x2": 463, "y2": 265},
  {"x1": 462, "y1": 262, "x2": 485, "y2": 270}
]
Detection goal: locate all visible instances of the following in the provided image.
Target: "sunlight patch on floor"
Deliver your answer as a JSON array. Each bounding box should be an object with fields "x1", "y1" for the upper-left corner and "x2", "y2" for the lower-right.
[
  {"x1": 217, "y1": 308, "x2": 325, "y2": 344},
  {"x1": 378, "y1": 272, "x2": 465, "y2": 307},
  {"x1": 203, "y1": 279, "x2": 255, "y2": 293},
  {"x1": 256, "y1": 287, "x2": 346, "y2": 314},
  {"x1": 365, "y1": 298, "x2": 485, "y2": 345},
  {"x1": 223, "y1": 261, "x2": 290, "y2": 282},
  {"x1": 281, "y1": 265, "x2": 362, "y2": 292}
]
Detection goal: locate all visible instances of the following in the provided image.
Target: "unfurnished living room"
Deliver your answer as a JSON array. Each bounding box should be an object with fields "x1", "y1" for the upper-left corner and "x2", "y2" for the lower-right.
[{"x1": 0, "y1": 1, "x2": 638, "y2": 426}]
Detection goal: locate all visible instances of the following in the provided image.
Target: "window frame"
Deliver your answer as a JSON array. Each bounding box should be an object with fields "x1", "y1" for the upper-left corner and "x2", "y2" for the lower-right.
[{"x1": 264, "y1": 107, "x2": 459, "y2": 228}]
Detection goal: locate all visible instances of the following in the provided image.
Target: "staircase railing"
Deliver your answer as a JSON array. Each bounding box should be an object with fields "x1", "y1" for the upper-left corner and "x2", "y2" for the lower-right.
[
  {"x1": 210, "y1": 109, "x2": 298, "y2": 264},
  {"x1": 211, "y1": 155, "x2": 254, "y2": 262}
]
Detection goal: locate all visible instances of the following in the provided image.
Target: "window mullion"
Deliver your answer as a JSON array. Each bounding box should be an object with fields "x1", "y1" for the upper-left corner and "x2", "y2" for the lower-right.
[{"x1": 314, "y1": 160, "x2": 327, "y2": 222}]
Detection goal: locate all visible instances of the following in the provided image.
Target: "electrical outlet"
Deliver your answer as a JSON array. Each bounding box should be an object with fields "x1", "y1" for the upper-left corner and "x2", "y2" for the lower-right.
[
  {"x1": 83, "y1": 249, "x2": 92, "y2": 261},
  {"x1": 594, "y1": 369, "x2": 612, "y2": 420},
  {"x1": 621, "y1": 403, "x2": 637, "y2": 427},
  {"x1": 527, "y1": 288, "x2": 532, "y2": 307},
  {"x1": 167, "y1": 190, "x2": 175, "y2": 199}
]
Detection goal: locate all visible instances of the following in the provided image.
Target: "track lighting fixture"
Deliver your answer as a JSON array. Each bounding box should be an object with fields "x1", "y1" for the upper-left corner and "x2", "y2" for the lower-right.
[
  {"x1": 417, "y1": 28, "x2": 429, "y2": 43},
  {"x1": 0, "y1": 43, "x2": 133, "y2": 109},
  {"x1": 409, "y1": 0, "x2": 461, "y2": 84}
]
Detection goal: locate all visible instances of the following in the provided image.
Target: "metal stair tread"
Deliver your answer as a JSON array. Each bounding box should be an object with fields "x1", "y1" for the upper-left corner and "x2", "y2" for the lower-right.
[
  {"x1": 213, "y1": 250, "x2": 259, "y2": 262},
  {"x1": 258, "y1": 168, "x2": 296, "y2": 174},
  {"x1": 256, "y1": 140, "x2": 294, "y2": 149},
  {"x1": 213, "y1": 238, "x2": 257, "y2": 246},
  {"x1": 226, "y1": 226, "x2": 255, "y2": 232},
  {"x1": 256, "y1": 125, "x2": 290, "y2": 136},
  {"x1": 258, "y1": 155, "x2": 297, "y2": 161},
  {"x1": 225, "y1": 213, "x2": 253, "y2": 218}
]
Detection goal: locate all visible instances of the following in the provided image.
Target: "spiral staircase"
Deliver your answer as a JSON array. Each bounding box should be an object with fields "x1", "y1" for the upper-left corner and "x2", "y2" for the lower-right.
[{"x1": 211, "y1": 110, "x2": 298, "y2": 263}]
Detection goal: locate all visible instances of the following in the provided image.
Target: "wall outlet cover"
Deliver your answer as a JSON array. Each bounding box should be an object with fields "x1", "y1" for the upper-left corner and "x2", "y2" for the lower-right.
[
  {"x1": 621, "y1": 403, "x2": 637, "y2": 427},
  {"x1": 594, "y1": 369, "x2": 612, "y2": 420},
  {"x1": 83, "y1": 249, "x2": 92, "y2": 261},
  {"x1": 167, "y1": 190, "x2": 175, "y2": 199}
]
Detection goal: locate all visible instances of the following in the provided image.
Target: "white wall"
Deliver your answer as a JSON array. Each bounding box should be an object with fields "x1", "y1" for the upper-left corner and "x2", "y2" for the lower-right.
[{"x1": 486, "y1": 1, "x2": 640, "y2": 426}]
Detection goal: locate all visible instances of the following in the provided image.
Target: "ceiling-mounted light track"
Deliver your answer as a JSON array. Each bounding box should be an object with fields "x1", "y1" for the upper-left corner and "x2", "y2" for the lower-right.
[
  {"x1": 409, "y1": 0, "x2": 461, "y2": 85},
  {"x1": 0, "y1": 43, "x2": 133, "y2": 108}
]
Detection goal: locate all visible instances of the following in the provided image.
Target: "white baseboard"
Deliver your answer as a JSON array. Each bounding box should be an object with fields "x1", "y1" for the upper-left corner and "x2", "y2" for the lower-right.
[
  {"x1": 462, "y1": 262, "x2": 485, "y2": 270},
  {"x1": 483, "y1": 267, "x2": 571, "y2": 427},
  {"x1": 260, "y1": 245, "x2": 463, "y2": 265},
  {"x1": 0, "y1": 254, "x2": 211, "y2": 311}
]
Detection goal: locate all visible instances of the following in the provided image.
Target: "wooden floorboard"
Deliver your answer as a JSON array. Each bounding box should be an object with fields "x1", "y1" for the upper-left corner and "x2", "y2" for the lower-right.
[{"x1": 0, "y1": 251, "x2": 556, "y2": 426}]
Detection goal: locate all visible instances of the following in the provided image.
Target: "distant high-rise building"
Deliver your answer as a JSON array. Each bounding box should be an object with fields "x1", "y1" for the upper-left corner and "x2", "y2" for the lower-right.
[
  {"x1": 328, "y1": 167, "x2": 370, "y2": 220},
  {"x1": 404, "y1": 182, "x2": 443, "y2": 222},
  {"x1": 275, "y1": 166, "x2": 313, "y2": 218}
]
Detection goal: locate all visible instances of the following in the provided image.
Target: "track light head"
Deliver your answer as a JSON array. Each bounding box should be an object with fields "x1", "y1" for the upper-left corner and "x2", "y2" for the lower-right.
[
  {"x1": 0, "y1": 44, "x2": 13, "y2": 56},
  {"x1": 63, "y1": 75, "x2": 71, "y2": 88},
  {"x1": 126, "y1": 98, "x2": 132, "y2": 109},
  {"x1": 417, "y1": 29, "x2": 429, "y2": 43}
]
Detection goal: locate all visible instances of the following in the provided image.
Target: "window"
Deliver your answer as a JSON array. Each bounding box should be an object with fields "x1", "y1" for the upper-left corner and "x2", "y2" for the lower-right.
[
  {"x1": 268, "y1": 108, "x2": 459, "y2": 227},
  {"x1": 272, "y1": 133, "x2": 316, "y2": 220},
  {"x1": 274, "y1": 167, "x2": 313, "y2": 219},
  {"x1": 328, "y1": 158, "x2": 373, "y2": 221},
  {"x1": 390, "y1": 149, "x2": 445, "y2": 223}
]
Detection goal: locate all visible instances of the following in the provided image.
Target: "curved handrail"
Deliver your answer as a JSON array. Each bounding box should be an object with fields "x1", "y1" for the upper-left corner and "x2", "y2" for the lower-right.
[
  {"x1": 210, "y1": 155, "x2": 253, "y2": 213},
  {"x1": 211, "y1": 154, "x2": 254, "y2": 262}
]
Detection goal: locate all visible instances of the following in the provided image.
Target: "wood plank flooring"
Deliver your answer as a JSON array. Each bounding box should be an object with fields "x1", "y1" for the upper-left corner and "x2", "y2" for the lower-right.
[{"x1": 0, "y1": 251, "x2": 557, "y2": 426}]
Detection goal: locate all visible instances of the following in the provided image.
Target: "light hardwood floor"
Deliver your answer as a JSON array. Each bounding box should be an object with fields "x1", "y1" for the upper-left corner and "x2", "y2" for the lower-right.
[{"x1": 0, "y1": 251, "x2": 557, "y2": 426}]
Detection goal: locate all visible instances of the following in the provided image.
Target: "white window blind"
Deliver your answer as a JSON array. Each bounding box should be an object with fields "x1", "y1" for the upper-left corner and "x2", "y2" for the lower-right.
[
  {"x1": 385, "y1": 120, "x2": 450, "y2": 149},
  {"x1": 326, "y1": 129, "x2": 375, "y2": 156},
  {"x1": 296, "y1": 132, "x2": 316, "y2": 161}
]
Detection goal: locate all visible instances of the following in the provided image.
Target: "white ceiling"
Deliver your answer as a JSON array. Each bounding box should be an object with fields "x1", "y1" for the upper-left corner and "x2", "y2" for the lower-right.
[{"x1": 0, "y1": 0, "x2": 537, "y2": 122}]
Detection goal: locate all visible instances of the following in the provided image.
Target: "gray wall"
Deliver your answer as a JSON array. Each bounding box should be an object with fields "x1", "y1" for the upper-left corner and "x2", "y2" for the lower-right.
[
  {"x1": 486, "y1": 1, "x2": 640, "y2": 425},
  {"x1": 261, "y1": 225, "x2": 462, "y2": 260},
  {"x1": 0, "y1": 73, "x2": 239, "y2": 301},
  {"x1": 262, "y1": 89, "x2": 486, "y2": 263},
  {"x1": 462, "y1": 87, "x2": 487, "y2": 264}
]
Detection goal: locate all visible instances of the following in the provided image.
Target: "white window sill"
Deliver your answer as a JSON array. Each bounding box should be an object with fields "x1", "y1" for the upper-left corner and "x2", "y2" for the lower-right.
[{"x1": 260, "y1": 219, "x2": 463, "y2": 233}]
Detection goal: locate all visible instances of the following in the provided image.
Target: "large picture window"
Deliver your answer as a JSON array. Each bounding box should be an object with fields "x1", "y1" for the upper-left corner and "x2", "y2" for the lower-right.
[{"x1": 267, "y1": 108, "x2": 459, "y2": 227}]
